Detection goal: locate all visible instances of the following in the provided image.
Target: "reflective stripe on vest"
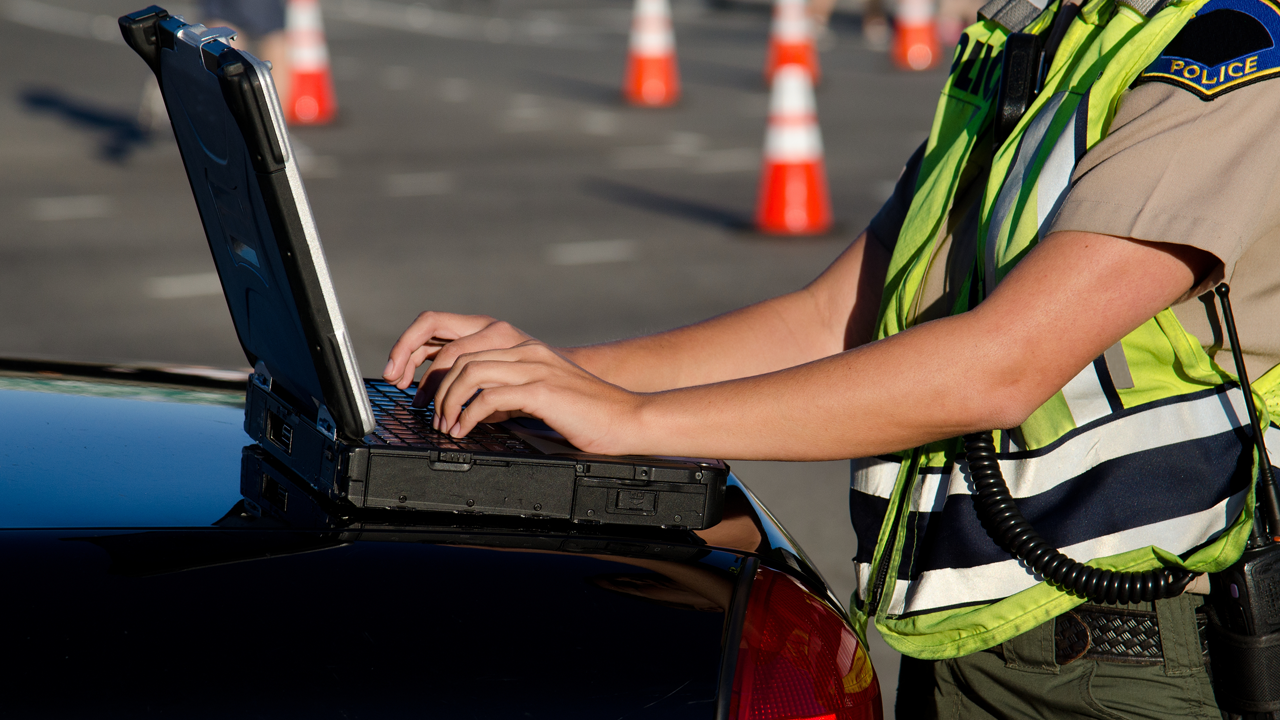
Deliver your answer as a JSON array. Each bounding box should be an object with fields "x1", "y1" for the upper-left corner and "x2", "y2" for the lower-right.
[
  {"x1": 854, "y1": 0, "x2": 1267, "y2": 660},
  {"x1": 854, "y1": 385, "x2": 1253, "y2": 616}
]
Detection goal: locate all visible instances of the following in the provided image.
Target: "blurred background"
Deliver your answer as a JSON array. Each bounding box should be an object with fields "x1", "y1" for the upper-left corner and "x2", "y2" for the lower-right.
[{"x1": 0, "y1": 0, "x2": 961, "y2": 713}]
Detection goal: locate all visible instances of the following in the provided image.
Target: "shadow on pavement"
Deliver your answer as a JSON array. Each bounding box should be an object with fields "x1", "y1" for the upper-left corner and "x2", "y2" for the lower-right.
[
  {"x1": 20, "y1": 86, "x2": 152, "y2": 162},
  {"x1": 523, "y1": 71, "x2": 624, "y2": 106},
  {"x1": 582, "y1": 177, "x2": 753, "y2": 231},
  {"x1": 680, "y1": 58, "x2": 765, "y2": 93}
]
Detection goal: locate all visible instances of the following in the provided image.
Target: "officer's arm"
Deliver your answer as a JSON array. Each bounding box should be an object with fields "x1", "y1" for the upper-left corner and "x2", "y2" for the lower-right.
[
  {"x1": 431, "y1": 230, "x2": 1216, "y2": 457},
  {"x1": 560, "y1": 229, "x2": 890, "y2": 392},
  {"x1": 595, "y1": 230, "x2": 1219, "y2": 460}
]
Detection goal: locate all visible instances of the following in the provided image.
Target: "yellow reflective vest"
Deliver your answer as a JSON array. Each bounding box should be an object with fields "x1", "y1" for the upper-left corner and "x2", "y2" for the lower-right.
[{"x1": 853, "y1": 0, "x2": 1280, "y2": 659}]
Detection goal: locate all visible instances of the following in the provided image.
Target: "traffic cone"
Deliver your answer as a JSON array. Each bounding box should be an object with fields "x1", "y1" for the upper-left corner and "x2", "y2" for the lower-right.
[
  {"x1": 891, "y1": 0, "x2": 941, "y2": 71},
  {"x1": 765, "y1": 0, "x2": 820, "y2": 84},
  {"x1": 756, "y1": 64, "x2": 832, "y2": 235},
  {"x1": 624, "y1": 0, "x2": 680, "y2": 107},
  {"x1": 284, "y1": 0, "x2": 337, "y2": 125}
]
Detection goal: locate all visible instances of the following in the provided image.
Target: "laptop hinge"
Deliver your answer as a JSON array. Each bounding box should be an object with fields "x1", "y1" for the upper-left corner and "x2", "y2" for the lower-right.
[{"x1": 316, "y1": 406, "x2": 338, "y2": 442}]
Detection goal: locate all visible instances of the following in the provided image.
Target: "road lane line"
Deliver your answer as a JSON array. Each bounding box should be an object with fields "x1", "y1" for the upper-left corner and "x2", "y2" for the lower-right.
[
  {"x1": 386, "y1": 172, "x2": 454, "y2": 197},
  {"x1": 546, "y1": 240, "x2": 636, "y2": 266},
  {"x1": 29, "y1": 195, "x2": 113, "y2": 221},
  {"x1": 145, "y1": 272, "x2": 222, "y2": 299},
  {"x1": 3, "y1": 0, "x2": 134, "y2": 44}
]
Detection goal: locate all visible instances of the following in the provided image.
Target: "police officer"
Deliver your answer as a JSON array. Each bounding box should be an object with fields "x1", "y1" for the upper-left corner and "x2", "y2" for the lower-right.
[{"x1": 383, "y1": 0, "x2": 1280, "y2": 714}]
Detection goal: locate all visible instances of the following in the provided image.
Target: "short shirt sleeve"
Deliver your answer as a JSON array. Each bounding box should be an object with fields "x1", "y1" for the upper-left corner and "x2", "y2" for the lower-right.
[
  {"x1": 867, "y1": 142, "x2": 927, "y2": 254},
  {"x1": 1048, "y1": 78, "x2": 1280, "y2": 280}
]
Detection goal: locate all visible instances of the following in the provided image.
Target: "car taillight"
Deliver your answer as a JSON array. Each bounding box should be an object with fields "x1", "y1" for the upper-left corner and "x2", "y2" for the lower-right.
[{"x1": 729, "y1": 566, "x2": 882, "y2": 720}]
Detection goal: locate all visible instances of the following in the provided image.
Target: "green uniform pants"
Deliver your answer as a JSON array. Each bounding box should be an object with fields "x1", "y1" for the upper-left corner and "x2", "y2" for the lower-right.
[{"x1": 895, "y1": 594, "x2": 1220, "y2": 719}]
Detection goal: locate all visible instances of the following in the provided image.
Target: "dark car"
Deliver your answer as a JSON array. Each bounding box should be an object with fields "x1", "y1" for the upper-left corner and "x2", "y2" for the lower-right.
[{"x1": 0, "y1": 357, "x2": 881, "y2": 719}]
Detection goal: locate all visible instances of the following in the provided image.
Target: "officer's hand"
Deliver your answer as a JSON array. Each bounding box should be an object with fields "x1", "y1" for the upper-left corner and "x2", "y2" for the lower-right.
[
  {"x1": 383, "y1": 311, "x2": 536, "y2": 407},
  {"x1": 431, "y1": 340, "x2": 643, "y2": 456}
]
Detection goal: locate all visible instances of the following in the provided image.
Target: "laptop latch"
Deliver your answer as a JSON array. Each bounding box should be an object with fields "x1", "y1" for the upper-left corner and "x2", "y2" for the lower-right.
[{"x1": 251, "y1": 360, "x2": 273, "y2": 392}]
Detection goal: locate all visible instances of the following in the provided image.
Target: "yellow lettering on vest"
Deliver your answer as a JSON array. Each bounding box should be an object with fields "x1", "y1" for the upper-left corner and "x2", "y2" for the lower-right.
[
  {"x1": 1203, "y1": 68, "x2": 1218, "y2": 86},
  {"x1": 1171, "y1": 60, "x2": 1185, "y2": 72},
  {"x1": 1183, "y1": 65, "x2": 1201, "y2": 79},
  {"x1": 1247, "y1": 56, "x2": 1259, "y2": 74},
  {"x1": 1229, "y1": 61, "x2": 1244, "y2": 77}
]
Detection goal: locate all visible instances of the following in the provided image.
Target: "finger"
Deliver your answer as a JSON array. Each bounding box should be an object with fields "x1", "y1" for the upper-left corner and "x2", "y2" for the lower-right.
[
  {"x1": 385, "y1": 312, "x2": 493, "y2": 381},
  {"x1": 435, "y1": 353, "x2": 547, "y2": 432},
  {"x1": 390, "y1": 344, "x2": 438, "y2": 389},
  {"x1": 450, "y1": 384, "x2": 535, "y2": 438},
  {"x1": 436, "y1": 357, "x2": 544, "y2": 432},
  {"x1": 435, "y1": 340, "x2": 555, "y2": 422},
  {"x1": 432, "y1": 344, "x2": 548, "y2": 427},
  {"x1": 421, "y1": 323, "x2": 534, "y2": 399}
]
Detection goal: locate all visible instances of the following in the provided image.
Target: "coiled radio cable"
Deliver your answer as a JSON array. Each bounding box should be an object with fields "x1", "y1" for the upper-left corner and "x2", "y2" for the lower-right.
[{"x1": 963, "y1": 431, "x2": 1195, "y2": 604}]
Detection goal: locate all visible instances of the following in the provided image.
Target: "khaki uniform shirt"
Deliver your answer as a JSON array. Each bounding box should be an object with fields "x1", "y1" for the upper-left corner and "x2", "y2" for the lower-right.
[{"x1": 869, "y1": 79, "x2": 1280, "y2": 378}]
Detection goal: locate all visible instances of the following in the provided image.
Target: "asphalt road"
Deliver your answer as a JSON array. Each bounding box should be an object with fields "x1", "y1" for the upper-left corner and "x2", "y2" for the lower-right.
[{"x1": 2, "y1": 0, "x2": 948, "y2": 713}]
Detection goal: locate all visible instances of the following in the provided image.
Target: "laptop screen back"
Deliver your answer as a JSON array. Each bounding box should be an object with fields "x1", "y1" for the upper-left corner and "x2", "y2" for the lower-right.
[{"x1": 150, "y1": 16, "x2": 373, "y2": 440}]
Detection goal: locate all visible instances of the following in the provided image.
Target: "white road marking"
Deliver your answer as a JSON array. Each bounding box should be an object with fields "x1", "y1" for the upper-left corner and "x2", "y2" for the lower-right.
[
  {"x1": 667, "y1": 132, "x2": 706, "y2": 156},
  {"x1": 386, "y1": 171, "x2": 454, "y2": 197},
  {"x1": 440, "y1": 77, "x2": 471, "y2": 103},
  {"x1": 484, "y1": 17, "x2": 511, "y2": 43},
  {"x1": 146, "y1": 272, "x2": 222, "y2": 299},
  {"x1": 501, "y1": 94, "x2": 551, "y2": 132},
  {"x1": 546, "y1": 239, "x2": 636, "y2": 266},
  {"x1": 333, "y1": 0, "x2": 602, "y2": 49},
  {"x1": 291, "y1": 139, "x2": 339, "y2": 179},
  {"x1": 610, "y1": 147, "x2": 686, "y2": 169},
  {"x1": 29, "y1": 195, "x2": 113, "y2": 221},
  {"x1": 526, "y1": 15, "x2": 563, "y2": 42},
  {"x1": 380, "y1": 65, "x2": 413, "y2": 91},
  {"x1": 694, "y1": 148, "x2": 759, "y2": 174},
  {"x1": 611, "y1": 133, "x2": 757, "y2": 174},
  {"x1": 581, "y1": 110, "x2": 618, "y2": 136},
  {"x1": 3, "y1": 0, "x2": 141, "y2": 44}
]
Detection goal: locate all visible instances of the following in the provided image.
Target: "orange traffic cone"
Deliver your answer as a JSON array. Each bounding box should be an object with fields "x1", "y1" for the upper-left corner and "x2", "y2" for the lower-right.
[
  {"x1": 624, "y1": 0, "x2": 680, "y2": 107},
  {"x1": 284, "y1": 0, "x2": 337, "y2": 125},
  {"x1": 765, "y1": 0, "x2": 820, "y2": 84},
  {"x1": 756, "y1": 64, "x2": 831, "y2": 235},
  {"x1": 892, "y1": 0, "x2": 941, "y2": 71}
]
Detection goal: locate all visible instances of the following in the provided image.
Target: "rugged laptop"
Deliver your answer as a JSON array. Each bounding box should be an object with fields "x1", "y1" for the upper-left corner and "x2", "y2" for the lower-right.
[{"x1": 120, "y1": 7, "x2": 727, "y2": 529}]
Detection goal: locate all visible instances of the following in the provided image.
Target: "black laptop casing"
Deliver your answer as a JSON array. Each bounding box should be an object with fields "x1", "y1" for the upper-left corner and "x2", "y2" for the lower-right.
[{"x1": 121, "y1": 6, "x2": 727, "y2": 530}]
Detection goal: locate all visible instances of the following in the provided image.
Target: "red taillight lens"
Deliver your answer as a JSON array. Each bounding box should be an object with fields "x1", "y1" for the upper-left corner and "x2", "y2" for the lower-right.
[{"x1": 730, "y1": 566, "x2": 882, "y2": 720}]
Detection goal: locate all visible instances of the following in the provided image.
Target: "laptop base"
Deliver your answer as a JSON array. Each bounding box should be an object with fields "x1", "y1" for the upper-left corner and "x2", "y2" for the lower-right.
[{"x1": 246, "y1": 377, "x2": 725, "y2": 529}]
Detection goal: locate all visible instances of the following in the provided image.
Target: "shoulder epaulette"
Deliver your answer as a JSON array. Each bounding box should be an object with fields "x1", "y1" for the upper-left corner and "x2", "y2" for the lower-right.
[{"x1": 1137, "y1": 0, "x2": 1280, "y2": 99}]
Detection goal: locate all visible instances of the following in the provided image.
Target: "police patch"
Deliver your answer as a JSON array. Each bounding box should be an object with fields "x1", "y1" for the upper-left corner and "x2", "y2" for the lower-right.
[{"x1": 1137, "y1": 0, "x2": 1280, "y2": 99}]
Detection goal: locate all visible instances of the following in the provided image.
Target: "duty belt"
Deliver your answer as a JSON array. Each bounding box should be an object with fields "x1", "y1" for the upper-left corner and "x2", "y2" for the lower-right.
[{"x1": 1053, "y1": 604, "x2": 1211, "y2": 665}]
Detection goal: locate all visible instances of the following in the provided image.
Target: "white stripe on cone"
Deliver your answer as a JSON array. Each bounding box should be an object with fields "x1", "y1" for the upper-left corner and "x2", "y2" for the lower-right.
[
  {"x1": 896, "y1": 0, "x2": 935, "y2": 24},
  {"x1": 772, "y1": 0, "x2": 812, "y2": 42},
  {"x1": 764, "y1": 65, "x2": 823, "y2": 162},
  {"x1": 288, "y1": 0, "x2": 330, "y2": 72},
  {"x1": 630, "y1": 0, "x2": 674, "y2": 57}
]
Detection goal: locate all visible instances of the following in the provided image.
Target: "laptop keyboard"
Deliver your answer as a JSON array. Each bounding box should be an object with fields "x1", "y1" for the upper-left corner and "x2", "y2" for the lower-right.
[{"x1": 364, "y1": 380, "x2": 536, "y2": 454}]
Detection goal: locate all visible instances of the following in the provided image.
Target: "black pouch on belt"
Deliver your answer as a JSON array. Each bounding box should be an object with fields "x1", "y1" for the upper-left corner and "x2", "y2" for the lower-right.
[{"x1": 1207, "y1": 543, "x2": 1280, "y2": 715}]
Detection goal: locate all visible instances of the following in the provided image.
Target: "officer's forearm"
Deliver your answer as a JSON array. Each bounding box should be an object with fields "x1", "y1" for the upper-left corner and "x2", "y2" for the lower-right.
[
  {"x1": 613, "y1": 231, "x2": 1212, "y2": 460},
  {"x1": 563, "y1": 230, "x2": 889, "y2": 392},
  {"x1": 622, "y1": 313, "x2": 1019, "y2": 460}
]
